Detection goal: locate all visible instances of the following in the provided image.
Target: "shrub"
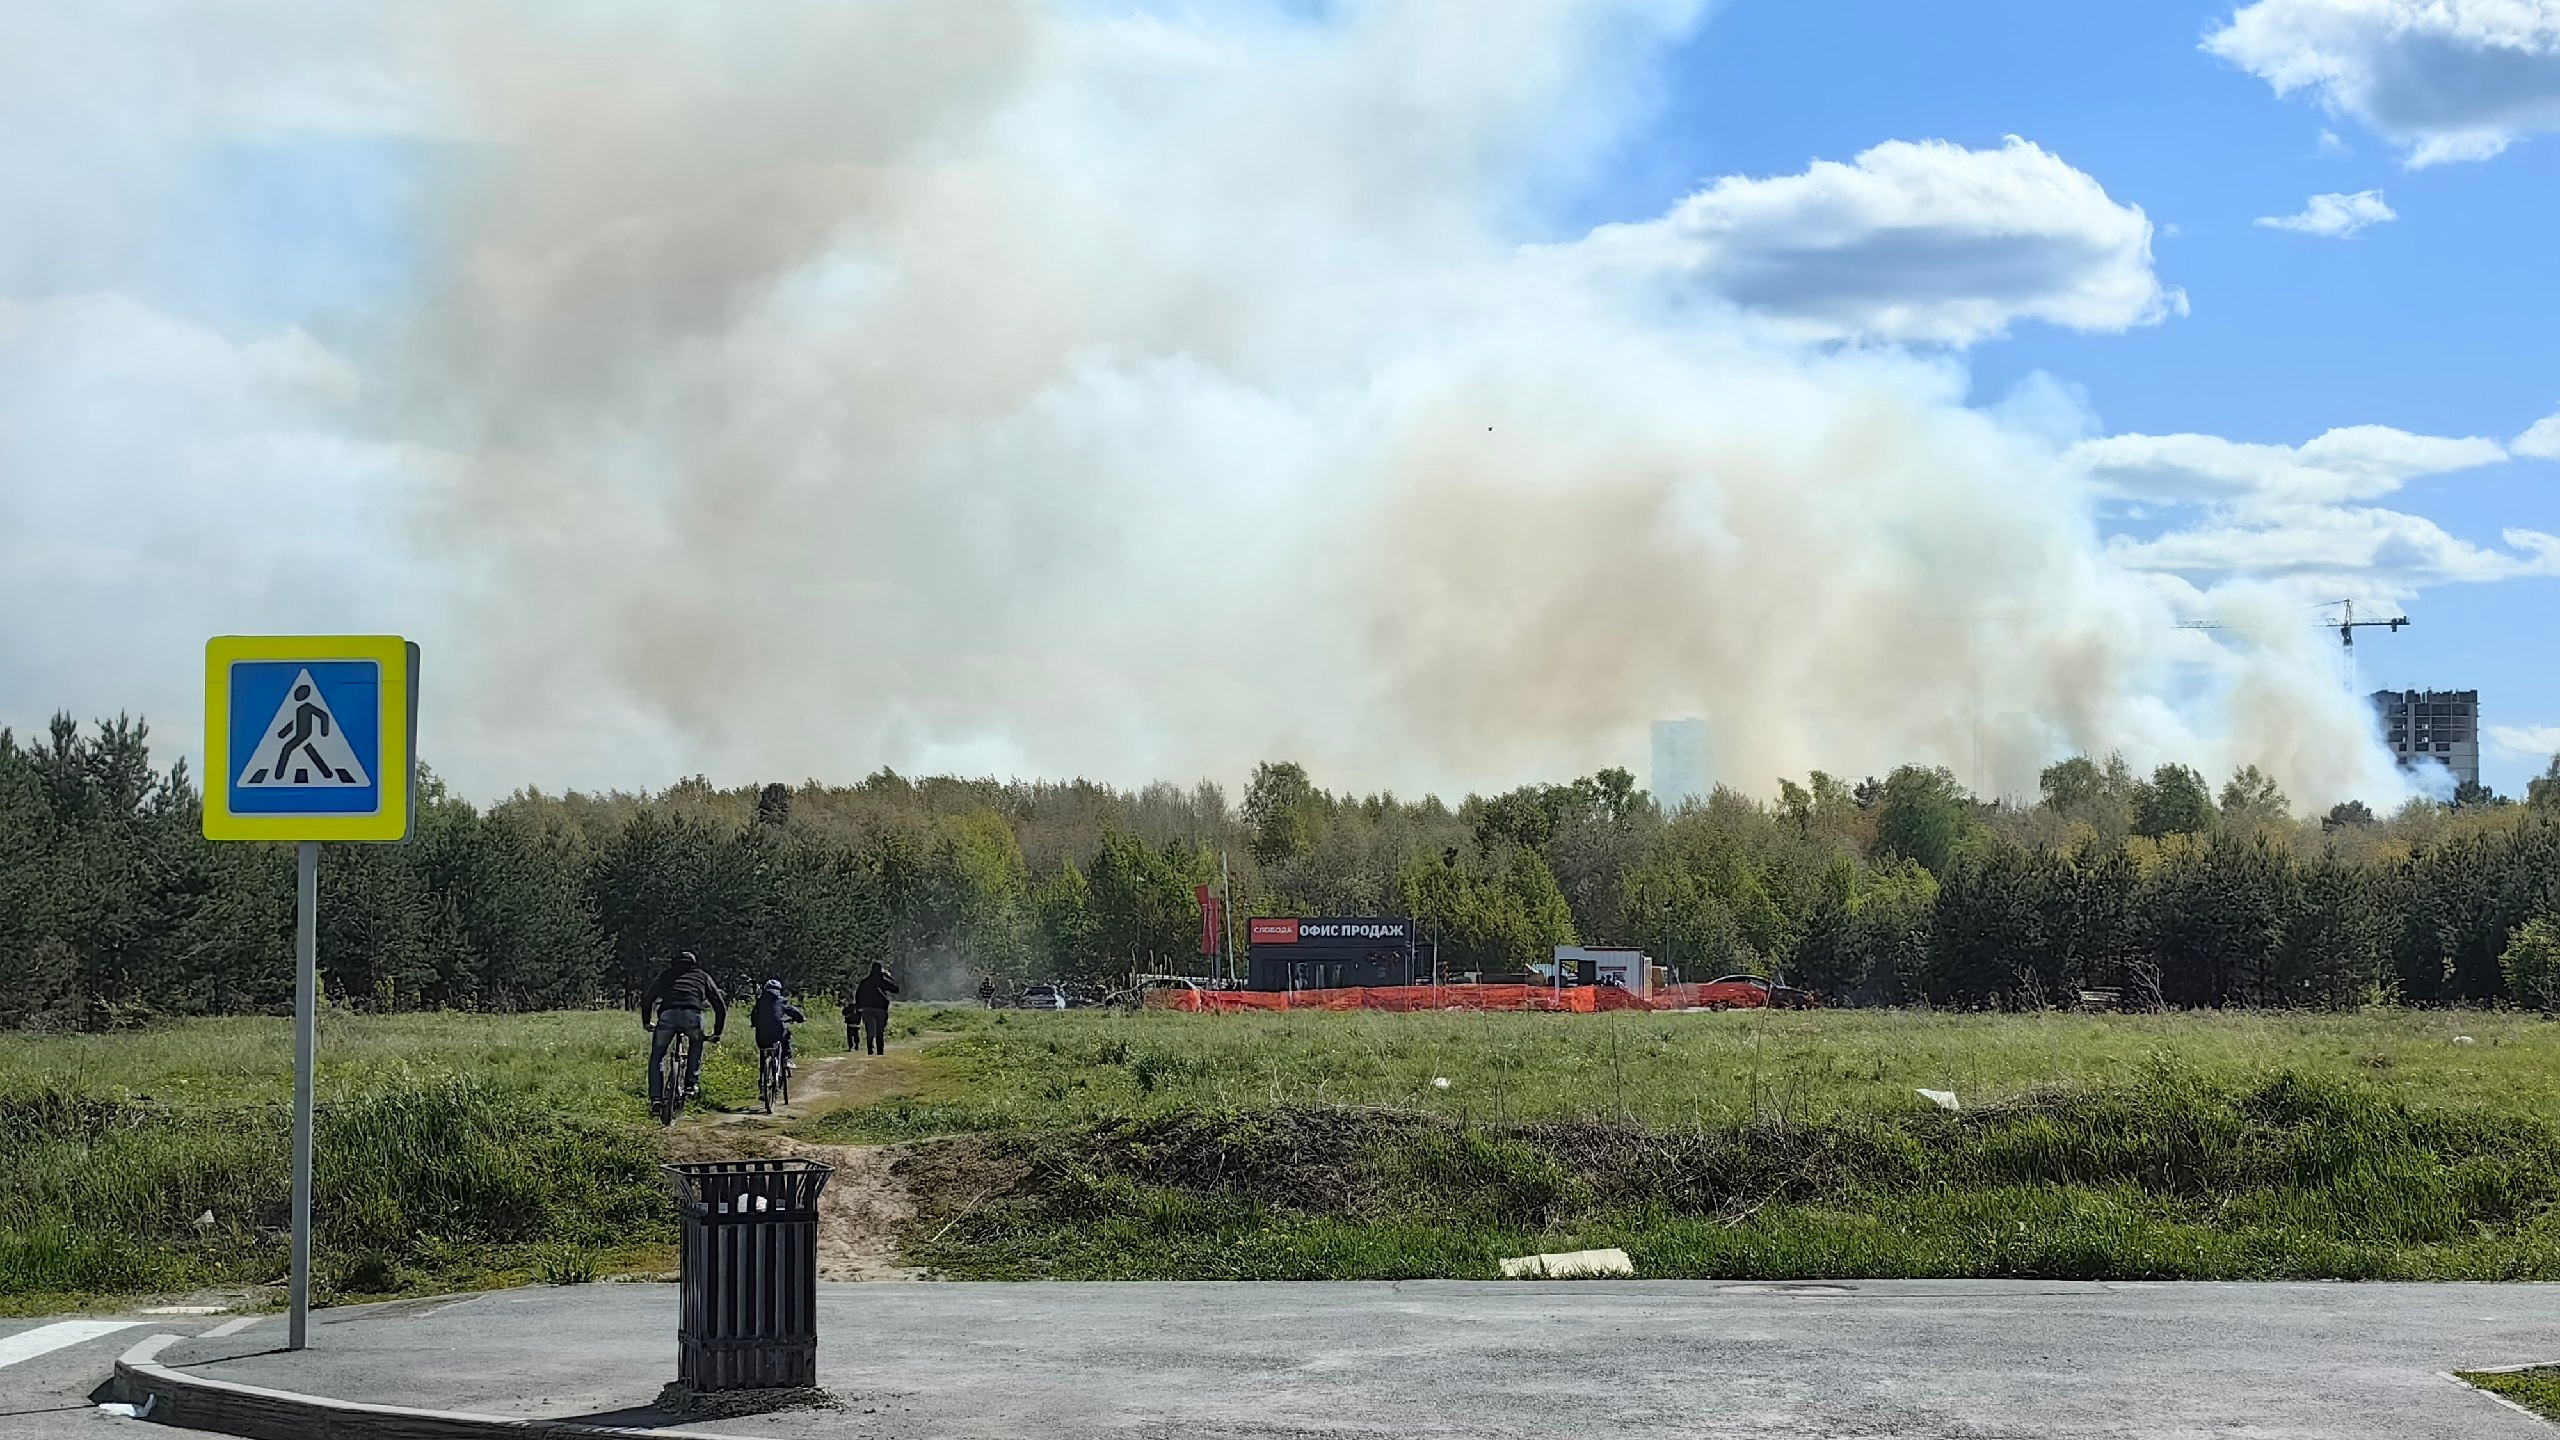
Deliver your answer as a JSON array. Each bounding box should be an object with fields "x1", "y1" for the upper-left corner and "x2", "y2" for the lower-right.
[{"x1": 2504, "y1": 918, "x2": 2560, "y2": 1012}]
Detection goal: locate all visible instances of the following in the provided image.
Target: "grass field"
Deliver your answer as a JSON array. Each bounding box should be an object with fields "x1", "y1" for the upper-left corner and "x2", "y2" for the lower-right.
[
  {"x1": 0, "y1": 1004, "x2": 851, "y2": 1315},
  {"x1": 810, "y1": 1007, "x2": 2560, "y2": 1135},
  {"x1": 804, "y1": 1007, "x2": 2560, "y2": 1284},
  {"x1": 11, "y1": 1003, "x2": 2560, "y2": 1309}
]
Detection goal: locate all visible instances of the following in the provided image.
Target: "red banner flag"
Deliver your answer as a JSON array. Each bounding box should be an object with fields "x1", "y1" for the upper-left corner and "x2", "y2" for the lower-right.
[{"x1": 1195, "y1": 885, "x2": 1223, "y2": 956}]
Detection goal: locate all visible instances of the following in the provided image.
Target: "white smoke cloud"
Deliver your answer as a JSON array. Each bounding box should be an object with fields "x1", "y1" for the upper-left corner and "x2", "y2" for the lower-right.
[
  {"x1": 2206, "y1": 0, "x2": 2560, "y2": 166},
  {"x1": 2254, "y1": 189, "x2": 2396, "y2": 236},
  {"x1": 0, "y1": 0, "x2": 2446, "y2": 815},
  {"x1": 1553, "y1": 136, "x2": 2181, "y2": 345}
]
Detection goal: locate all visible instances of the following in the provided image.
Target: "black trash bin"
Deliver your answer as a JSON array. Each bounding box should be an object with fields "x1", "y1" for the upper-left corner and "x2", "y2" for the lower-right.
[{"x1": 663, "y1": 1158, "x2": 834, "y2": 1391}]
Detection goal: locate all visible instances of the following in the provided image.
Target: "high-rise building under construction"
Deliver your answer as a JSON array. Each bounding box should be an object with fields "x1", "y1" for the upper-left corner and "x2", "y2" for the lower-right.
[{"x1": 2371, "y1": 689, "x2": 2480, "y2": 790}]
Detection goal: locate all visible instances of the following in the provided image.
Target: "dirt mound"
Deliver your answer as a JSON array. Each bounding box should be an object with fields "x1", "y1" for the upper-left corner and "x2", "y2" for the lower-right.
[{"x1": 797, "y1": 1137, "x2": 925, "y2": 1283}]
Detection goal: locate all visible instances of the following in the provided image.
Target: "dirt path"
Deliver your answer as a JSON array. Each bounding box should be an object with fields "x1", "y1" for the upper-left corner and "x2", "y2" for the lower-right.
[
  {"x1": 709, "y1": 1042, "x2": 932, "y2": 1126},
  {"x1": 765, "y1": 1135, "x2": 925, "y2": 1282},
  {"x1": 674, "y1": 1041, "x2": 935, "y2": 1281}
]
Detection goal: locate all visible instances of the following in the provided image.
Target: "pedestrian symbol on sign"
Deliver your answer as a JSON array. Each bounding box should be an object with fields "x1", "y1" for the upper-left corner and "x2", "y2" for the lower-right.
[{"x1": 239, "y1": 669, "x2": 371, "y2": 789}]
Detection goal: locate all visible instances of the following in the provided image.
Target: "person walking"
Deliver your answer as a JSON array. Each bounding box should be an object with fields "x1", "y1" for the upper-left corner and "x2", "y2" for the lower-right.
[
  {"x1": 852, "y1": 961, "x2": 899, "y2": 1056},
  {"x1": 977, "y1": 973, "x2": 996, "y2": 1009}
]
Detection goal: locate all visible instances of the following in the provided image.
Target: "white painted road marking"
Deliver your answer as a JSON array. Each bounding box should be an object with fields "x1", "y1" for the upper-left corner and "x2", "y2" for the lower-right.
[
  {"x1": 201, "y1": 1316, "x2": 261, "y2": 1339},
  {"x1": 0, "y1": 1320, "x2": 142, "y2": 1369}
]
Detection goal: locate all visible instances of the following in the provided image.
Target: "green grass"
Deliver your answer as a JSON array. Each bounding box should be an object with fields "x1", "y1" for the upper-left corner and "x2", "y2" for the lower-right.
[
  {"x1": 806, "y1": 1006, "x2": 2560, "y2": 1138},
  {"x1": 910, "y1": 1066, "x2": 2560, "y2": 1282},
  {"x1": 800, "y1": 1008, "x2": 2560, "y2": 1283},
  {"x1": 0, "y1": 1004, "x2": 849, "y2": 1312},
  {"x1": 21, "y1": 1005, "x2": 2560, "y2": 1303},
  {"x1": 2461, "y1": 1366, "x2": 2560, "y2": 1422}
]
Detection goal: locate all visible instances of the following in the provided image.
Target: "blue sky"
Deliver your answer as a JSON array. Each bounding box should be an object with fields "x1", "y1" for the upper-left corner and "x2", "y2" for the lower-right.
[
  {"x1": 1578, "y1": 0, "x2": 2560, "y2": 790},
  {"x1": 1, "y1": 0, "x2": 2556, "y2": 803}
]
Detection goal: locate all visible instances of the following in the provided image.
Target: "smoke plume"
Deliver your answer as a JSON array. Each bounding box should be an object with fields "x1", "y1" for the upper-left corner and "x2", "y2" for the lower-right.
[{"x1": 5, "y1": 0, "x2": 2424, "y2": 811}]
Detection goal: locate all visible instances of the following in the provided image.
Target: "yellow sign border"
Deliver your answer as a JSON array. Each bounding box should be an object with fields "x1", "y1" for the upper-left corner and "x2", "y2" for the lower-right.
[{"x1": 204, "y1": 635, "x2": 414, "y2": 842}]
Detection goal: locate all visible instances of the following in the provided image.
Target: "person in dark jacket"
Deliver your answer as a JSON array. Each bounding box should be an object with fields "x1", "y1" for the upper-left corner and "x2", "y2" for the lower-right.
[
  {"x1": 851, "y1": 962, "x2": 899, "y2": 1056},
  {"x1": 751, "y1": 979, "x2": 806, "y2": 1070},
  {"x1": 641, "y1": 952, "x2": 726, "y2": 1107}
]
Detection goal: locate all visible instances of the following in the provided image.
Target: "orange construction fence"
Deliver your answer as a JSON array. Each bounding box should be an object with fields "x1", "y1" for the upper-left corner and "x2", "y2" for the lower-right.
[{"x1": 1145, "y1": 983, "x2": 1761, "y2": 1015}]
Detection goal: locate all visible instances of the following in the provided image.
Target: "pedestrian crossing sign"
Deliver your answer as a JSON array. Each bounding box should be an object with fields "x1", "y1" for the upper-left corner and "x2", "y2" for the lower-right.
[{"x1": 204, "y1": 635, "x2": 417, "y2": 842}]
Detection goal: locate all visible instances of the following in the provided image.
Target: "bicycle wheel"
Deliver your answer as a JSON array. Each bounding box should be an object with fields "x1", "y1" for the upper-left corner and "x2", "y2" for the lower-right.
[
  {"x1": 759, "y1": 1047, "x2": 780, "y2": 1114},
  {"x1": 657, "y1": 1033, "x2": 690, "y2": 1126}
]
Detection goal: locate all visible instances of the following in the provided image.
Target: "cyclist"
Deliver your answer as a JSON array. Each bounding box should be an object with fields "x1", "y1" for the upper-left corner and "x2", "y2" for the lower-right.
[
  {"x1": 641, "y1": 951, "x2": 726, "y2": 1110},
  {"x1": 751, "y1": 979, "x2": 806, "y2": 1082}
]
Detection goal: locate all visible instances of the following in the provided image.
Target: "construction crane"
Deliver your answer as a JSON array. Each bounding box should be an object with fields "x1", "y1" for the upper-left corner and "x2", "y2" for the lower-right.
[
  {"x1": 2175, "y1": 598, "x2": 2410, "y2": 652},
  {"x1": 2325, "y1": 598, "x2": 2410, "y2": 652},
  {"x1": 2176, "y1": 600, "x2": 2411, "y2": 689}
]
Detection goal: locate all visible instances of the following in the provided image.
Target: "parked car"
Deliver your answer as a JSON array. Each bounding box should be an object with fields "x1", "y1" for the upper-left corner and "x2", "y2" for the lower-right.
[
  {"x1": 1695, "y1": 973, "x2": 1817, "y2": 1010},
  {"x1": 1013, "y1": 983, "x2": 1069, "y2": 1011}
]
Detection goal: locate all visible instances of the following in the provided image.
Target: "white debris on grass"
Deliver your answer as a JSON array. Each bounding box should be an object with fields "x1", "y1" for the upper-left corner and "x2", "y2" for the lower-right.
[
  {"x1": 1499, "y1": 1248, "x2": 1635, "y2": 1280},
  {"x1": 2454, "y1": 1036, "x2": 2477, "y2": 1045},
  {"x1": 1917, "y1": 1088, "x2": 1961, "y2": 1111},
  {"x1": 1431, "y1": 1077, "x2": 1451, "y2": 1089}
]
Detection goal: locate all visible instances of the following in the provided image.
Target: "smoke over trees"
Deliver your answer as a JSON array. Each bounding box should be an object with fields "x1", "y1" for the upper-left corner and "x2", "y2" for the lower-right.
[
  {"x1": 13, "y1": 2, "x2": 2509, "y2": 815},
  {"x1": 5, "y1": 714, "x2": 2555, "y2": 1029}
]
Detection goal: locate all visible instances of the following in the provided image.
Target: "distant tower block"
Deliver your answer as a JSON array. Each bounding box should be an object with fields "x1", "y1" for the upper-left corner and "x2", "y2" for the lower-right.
[
  {"x1": 2371, "y1": 688, "x2": 2479, "y2": 790},
  {"x1": 1651, "y1": 718, "x2": 1708, "y2": 808}
]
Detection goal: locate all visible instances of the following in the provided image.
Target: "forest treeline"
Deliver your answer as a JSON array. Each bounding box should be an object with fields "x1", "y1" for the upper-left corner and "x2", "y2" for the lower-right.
[{"x1": 5, "y1": 712, "x2": 2559, "y2": 1029}]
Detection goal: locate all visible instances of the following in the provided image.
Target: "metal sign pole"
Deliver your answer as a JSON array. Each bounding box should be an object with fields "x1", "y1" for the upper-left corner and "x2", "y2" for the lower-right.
[
  {"x1": 290, "y1": 840, "x2": 318, "y2": 1351},
  {"x1": 205, "y1": 635, "x2": 416, "y2": 1354}
]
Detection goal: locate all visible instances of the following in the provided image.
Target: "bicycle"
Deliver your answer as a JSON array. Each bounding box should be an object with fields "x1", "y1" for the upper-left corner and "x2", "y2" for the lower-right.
[
  {"x1": 654, "y1": 1030, "x2": 715, "y2": 1126},
  {"x1": 758, "y1": 1035, "x2": 793, "y2": 1114}
]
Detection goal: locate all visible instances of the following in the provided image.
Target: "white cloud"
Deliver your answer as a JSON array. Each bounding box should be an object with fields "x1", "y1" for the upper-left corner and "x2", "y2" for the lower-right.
[
  {"x1": 2317, "y1": 127, "x2": 2352, "y2": 154},
  {"x1": 2518, "y1": 409, "x2": 2560, "y2": 459},
  {"x1": 1553, "y1": 136, "x2": 2181, "y2": 345},
  {"x1": 2069, "y1": 424, "x2": 2505, "y2": 505},
  {"x1": 2207, "y1": 0, "x2": 2560, "y2": 166},
  {"x1": 2088, "y1": 419, "x2": 2548, "y2": 602},
  {"x1": 0, "y1": 290, "x2": 436, "y2": 759},
  {"x1": 2255, "y1": 189, "x2": 2396, "y2": 235},
  {"x1": 2109, "y1": 505, "x2": 2560, "y2": 589},
  {"x1": 2489, "y1": 724, "x2": 2560, "y2": 759}
]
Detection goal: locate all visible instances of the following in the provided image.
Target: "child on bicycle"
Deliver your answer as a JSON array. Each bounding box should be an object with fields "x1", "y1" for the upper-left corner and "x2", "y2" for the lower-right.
[{"x1": 751, "y1": 979, "x2": 806, "y2": 1078}]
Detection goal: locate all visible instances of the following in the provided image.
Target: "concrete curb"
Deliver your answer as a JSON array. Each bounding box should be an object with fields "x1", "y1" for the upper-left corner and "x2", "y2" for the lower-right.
[
  {"x1": 2440, "y1": 1363, "x2": 2560, "y2": 1430},
  {"x1": 113, "y1": 1333, "x2": 749, "y2": 1440}
]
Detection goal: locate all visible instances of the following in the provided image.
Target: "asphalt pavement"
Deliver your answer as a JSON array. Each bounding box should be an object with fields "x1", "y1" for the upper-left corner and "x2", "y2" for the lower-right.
[
  {"x1": 0, "y1": 1310, "x2": 261, "y2": 1437},
  {"x1": 83, "y1": 1280, "x2": 2560, "y2": 1438}
]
